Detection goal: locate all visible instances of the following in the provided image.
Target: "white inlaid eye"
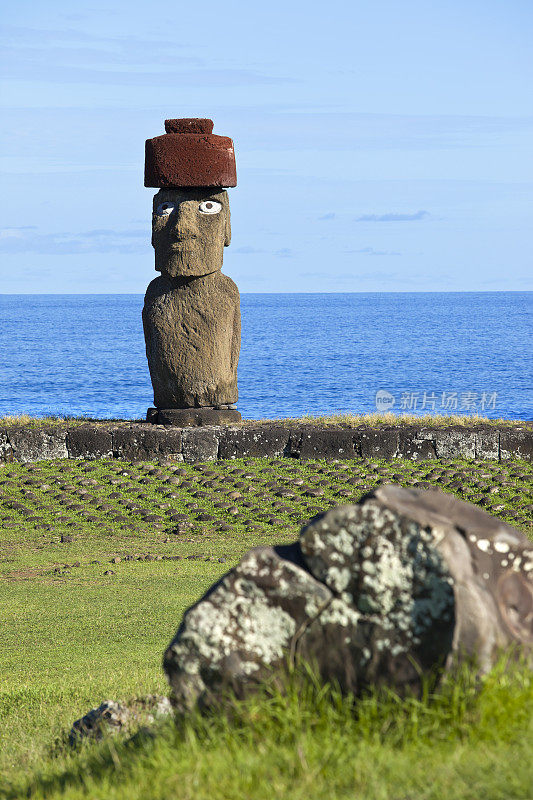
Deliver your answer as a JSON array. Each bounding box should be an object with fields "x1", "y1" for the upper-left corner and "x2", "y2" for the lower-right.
[
  {"x1": 198, "y1": 200, "x2": 222, "y2": 215},
  {"x1": 156, "y1": 201, "x2": 175, "y2": 216}
]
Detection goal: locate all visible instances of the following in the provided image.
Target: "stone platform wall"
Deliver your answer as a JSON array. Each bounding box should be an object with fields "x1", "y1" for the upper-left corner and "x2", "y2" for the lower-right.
[{"x1": 0, "y1": 422, "x2": 531, "y2": 464}]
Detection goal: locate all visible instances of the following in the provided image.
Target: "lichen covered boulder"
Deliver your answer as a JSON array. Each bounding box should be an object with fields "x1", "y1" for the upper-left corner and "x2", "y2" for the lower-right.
[
  {"x1": 368, "y1": 485, "x2": 533, "y2": 672},
  {"x1": 163, "y1": 486, "x2": 533, "y2": 711},
  {"x1": 163, "y1": 545, "x2": 331, "y2": 711},
  {"x1": 298, "y1": 496, "x2": 456, "y2": 695}
]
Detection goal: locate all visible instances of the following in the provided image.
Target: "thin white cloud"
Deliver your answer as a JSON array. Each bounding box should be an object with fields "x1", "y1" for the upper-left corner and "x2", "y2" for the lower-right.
[
  {"x1": 0, "y1": 226, "x2": 149, "y2": 255},
  {"x1": 345, "y1": 247, "x2": 401, "y2": 255},
  {"x1": 274, "y1": 248, "x2": 294, "y2": 258},
  {"x1": 0, "y1": 25, "x2": 290, "y2": 88},
  {"x1": 233, "y1": 246, "x2": 265, "y2": 254},
  {"x1": 355, "y1": 210, "x2": 429, "y2": 222}
]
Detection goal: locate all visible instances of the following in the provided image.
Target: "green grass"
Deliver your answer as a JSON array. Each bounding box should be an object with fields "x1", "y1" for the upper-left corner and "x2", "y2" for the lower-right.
[
  {"x1": 0, "y1": 455, "x2": 532, "y2": 798},
  {"x1": 3, "y1": 659, "x2": 532, "y2": 799}
]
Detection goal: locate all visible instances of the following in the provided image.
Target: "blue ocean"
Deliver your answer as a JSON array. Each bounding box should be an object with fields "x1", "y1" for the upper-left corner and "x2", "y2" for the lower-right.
[{"x1": 0, "y1": 293, "x2": 531, "y2": 421}]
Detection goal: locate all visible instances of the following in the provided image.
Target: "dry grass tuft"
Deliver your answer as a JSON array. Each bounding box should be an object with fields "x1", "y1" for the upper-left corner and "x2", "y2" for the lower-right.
[
  {"x1": 244, "y1": 411, "x2": 530, "y2": 428},
  {"x1": 0, "y1": 412, "x2": 529, "y2": 429}
]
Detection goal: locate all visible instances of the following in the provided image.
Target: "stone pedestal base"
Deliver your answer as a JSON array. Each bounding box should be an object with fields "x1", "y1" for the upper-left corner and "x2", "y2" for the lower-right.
[{"x1": 146, "y1": 407, "x2": 242, "y2": 427}]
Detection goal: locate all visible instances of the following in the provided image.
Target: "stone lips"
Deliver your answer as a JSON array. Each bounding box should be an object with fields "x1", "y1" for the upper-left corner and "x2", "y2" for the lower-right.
[{"x1": 144, "y1": 123, "x2": 237, "y2": 188}]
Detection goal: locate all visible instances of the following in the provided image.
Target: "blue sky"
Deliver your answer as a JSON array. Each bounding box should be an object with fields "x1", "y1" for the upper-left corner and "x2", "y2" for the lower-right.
[{"x1": 1, "y1": 0, "x2": 532, "y2": 292}]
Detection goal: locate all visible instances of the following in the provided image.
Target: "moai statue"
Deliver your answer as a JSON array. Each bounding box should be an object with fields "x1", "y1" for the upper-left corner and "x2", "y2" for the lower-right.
[{"x1": 143, "y1": 118, "x2": 241, "y2": 426}]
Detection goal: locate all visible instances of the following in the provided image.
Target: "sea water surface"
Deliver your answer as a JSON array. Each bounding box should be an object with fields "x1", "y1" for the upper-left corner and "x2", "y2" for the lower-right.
[{"x1": 0, "y1": 293, "x2": 531, "y2": 421}]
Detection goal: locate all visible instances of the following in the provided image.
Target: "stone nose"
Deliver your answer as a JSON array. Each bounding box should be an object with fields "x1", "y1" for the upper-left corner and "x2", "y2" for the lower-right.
[{"x1": 170, "y1": 202, "x2": 200, "y2": 238}]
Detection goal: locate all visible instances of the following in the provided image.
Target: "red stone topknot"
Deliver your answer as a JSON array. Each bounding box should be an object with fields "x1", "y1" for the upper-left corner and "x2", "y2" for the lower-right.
[{"x1": 144, "y1": 118, "x2": 237, "y2": 189}]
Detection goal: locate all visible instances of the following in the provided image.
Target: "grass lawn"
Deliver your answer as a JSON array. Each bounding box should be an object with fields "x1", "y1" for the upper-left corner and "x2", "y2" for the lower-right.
[{"x1": 0, "y1": 455, "x2": 531, "y2": 799}]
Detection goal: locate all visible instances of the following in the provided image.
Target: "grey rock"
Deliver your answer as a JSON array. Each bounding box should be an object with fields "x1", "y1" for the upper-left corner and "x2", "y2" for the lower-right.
[
  {"x1": 7, "y1": 426, "x2": 68, "y2": 462},
  {"x1": 181, "y1": 427, "x2": 219, "y2": 462},
  {"x1": 434, "y1": 427, "x2": 477, "y2": 460},
  {"x1": 112, "y1": 424, "x2": 182, "y2": 461},
  {"x1": 500, "y1": 427, "x2": 533, "y2": 461},
  {"x1": 163, "y1": 544, "x2": 331, "y2": 711},
  {"x1": 163, "y1": 486, "x2": 532, "y2": 710},
  {"x1": 356, "y1": 426, "x2": 399, "y2": 459},
  {"x1": 67, "y1": 425, "x2": 113, "y2": 460},
  {"x1": 0, "y1": 421, "x2": 530, "y2": 465},
  {"x1": 298, "y1": 427, "x2": 357, "y2": 460},
  {"x1": 475, "y1": 428, "x2": 500, "y2": 460},
  {"x1": 371, "y1": 484, "x2": 533, "y2": 672},
  {"x1": 218, "y1": 425, "x2": 290, "y2": 460},
  {"x1": 397, "y1": 427, "x2": 437, "y2": 460},
  {"x1": 69, "y1": 700, "x2": 130, "y2": 744},
  {"x1": 0, "y1": 431, "x2": 13, "y2": 462},
  {"x1": 69, "y1": 695, "x2": 172, "y2": 745}
]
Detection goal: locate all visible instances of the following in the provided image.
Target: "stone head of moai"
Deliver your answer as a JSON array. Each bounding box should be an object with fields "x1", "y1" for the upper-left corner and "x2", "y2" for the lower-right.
[
  {"x1": 151, "y1": 188, "x2": 231, "y2": 278},
  {"x1": 145, "y1": 119, "x2": 236, "y2": 279}
]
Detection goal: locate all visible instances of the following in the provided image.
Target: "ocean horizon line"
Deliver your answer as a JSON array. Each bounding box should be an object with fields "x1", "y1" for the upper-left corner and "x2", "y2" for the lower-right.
[{"x1": 1, "y1": 290, "x2": 531, "y2": 297}]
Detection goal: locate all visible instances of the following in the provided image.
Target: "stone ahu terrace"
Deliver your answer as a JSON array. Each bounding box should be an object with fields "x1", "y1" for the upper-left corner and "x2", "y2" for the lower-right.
[{"x1": 0, "y1": 415, "x2": 531, "y2": 464}]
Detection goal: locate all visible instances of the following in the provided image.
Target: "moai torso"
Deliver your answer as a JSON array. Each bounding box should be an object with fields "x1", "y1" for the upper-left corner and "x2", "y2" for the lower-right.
[{"x1": 143, "y1": 272, "x2": 240, "y2": 408}]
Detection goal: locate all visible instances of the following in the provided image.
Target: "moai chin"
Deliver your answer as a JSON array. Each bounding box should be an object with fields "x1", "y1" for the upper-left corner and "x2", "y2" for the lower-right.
[{"x1": 142, "y1": 118, "x2": 241, "y2": 426}]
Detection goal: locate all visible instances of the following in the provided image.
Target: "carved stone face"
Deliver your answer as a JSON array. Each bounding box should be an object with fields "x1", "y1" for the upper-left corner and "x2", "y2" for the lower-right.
[{"x1": 152, "y1": 188, "x2": 231, "y2": 278}]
